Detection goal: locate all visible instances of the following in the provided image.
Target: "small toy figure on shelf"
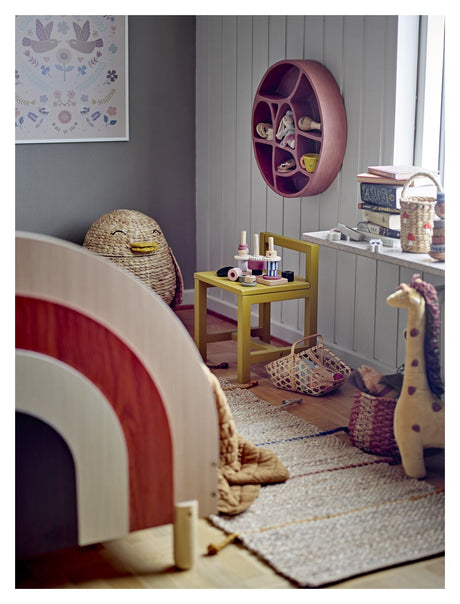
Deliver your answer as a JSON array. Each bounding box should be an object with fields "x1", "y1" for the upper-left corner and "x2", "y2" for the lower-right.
[
  {"x1": 256, "y1": 122, "x2": 273, "y2": 140},
  {"x1": 298, "y1": 116, "x2": 321, "y2": 131},
  {"x1": 276, "y1": 110, "x2": 296, "y2": 149},
  {"x1": 277, "y1": 158, "x2": 296, "y2": 172},
  {"x1": 368, "y1": 238, "x2": 383, "y2": 253}
]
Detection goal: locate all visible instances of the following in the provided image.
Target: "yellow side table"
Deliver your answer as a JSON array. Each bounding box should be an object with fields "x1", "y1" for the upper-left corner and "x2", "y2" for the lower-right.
[{"x1": 194, "y1": 232, "x2": 319, "y2": 383}]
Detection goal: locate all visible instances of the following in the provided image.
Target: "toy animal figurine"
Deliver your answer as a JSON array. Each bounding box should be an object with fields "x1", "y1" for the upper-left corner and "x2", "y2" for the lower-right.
[
  {"x1": 276, "y1": 110, "x2": 295, "y2": 149},
  {"x1": 83, "y1": 209, "x2": 183, "y2": 307},
  {"x1": 256, "y1": 122, "x2": 273, "y2": 140},
  {"x1": 298, "y1": 116, "x2": 321, "y2": 131},
  {"x1": 386, "y1": 275, "x2": 444, "y2": 478}
]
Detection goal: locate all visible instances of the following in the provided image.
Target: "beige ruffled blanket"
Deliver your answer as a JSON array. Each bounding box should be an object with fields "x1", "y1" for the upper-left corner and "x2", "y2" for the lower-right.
[{"x1": 205, "y1": 367, "x2": 289, "y2": 515}]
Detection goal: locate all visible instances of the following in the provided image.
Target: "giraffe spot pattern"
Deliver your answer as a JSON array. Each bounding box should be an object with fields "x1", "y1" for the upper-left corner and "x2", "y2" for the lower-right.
[
  {"x1": 411, "y1": 359, "x2": 419, "y2": 366},
  {"x1": 410, "y1": 328, "x2": 419, "y2": 337},
  {"x1": 412, "y1": 424, "x2": 421, "y2": 432},
  {"x1": 432, "y1": 402, "x2": 442, "y2": 412},
  {"x1": 408, "y1": 386, "x2": 416, "y2": 395}
]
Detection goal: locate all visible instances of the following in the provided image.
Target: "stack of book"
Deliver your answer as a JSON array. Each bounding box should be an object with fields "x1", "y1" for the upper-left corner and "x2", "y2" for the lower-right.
[{"x1": 356, "y1": 165, "x2": 438, "y2": 245}]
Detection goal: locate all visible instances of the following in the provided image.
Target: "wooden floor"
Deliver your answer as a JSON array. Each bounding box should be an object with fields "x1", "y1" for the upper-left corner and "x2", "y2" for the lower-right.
[{"x1": 15, "y1": 307, "x2": 445, "y2": 590}]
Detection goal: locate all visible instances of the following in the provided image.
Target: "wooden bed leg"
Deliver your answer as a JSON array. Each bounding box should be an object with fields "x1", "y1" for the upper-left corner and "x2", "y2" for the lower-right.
[{"x1": 173, "y1": 500, "x2": 198, "y2": 570}]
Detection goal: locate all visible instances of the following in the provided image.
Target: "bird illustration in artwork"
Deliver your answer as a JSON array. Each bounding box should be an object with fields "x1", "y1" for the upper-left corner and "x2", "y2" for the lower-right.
[
  {"x1": 68, "y1": 20, "x2": 103, "y2": 53},
  {"x1": 22, "y1": 19, "x2": 58, "y2": 53},
  {"x1": 83, "y1": 210, "x2": 184, "y2": 308}
]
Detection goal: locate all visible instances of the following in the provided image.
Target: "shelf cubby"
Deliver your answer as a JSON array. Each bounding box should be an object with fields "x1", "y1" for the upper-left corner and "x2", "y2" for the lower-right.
[{"x1": 252, "y1": 60, "x2": 347, "y2": 198}]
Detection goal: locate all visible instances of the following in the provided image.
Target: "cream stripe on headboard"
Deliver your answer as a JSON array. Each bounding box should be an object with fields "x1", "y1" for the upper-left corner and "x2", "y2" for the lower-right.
[{"x1": 16, "y1": 350, "x2": 130, "y2": 545}]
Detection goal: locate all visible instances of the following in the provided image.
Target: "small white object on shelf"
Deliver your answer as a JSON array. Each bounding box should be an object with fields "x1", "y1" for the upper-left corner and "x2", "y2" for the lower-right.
[{"x1": 369, "y1": 238, "x2": 383, "y2": 253}]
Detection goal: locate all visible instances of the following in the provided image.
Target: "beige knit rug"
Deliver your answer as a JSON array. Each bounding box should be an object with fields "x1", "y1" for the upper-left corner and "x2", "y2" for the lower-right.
[{"x1": 209, "y1": 379, "x2": 445, "y2": 588}]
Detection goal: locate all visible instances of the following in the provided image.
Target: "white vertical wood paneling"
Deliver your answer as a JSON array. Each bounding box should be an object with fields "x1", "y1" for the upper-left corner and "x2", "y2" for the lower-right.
[
  {"x1": 235, "y1": 17, "x2": 253, "y2": 242},
  {"x1": 300, "y1": 15, "x2": 323, "y2": 233},
  {"x1": 374, "y1": 261, "x2": 400, "y2": 365},
  {"x1": 354, "y1": 256, "x2": 377, "y2": 359},
  {"x1": 281, "y1": 16, "x2": 304, "y2": 331},
  {"x1": 195, "y1": 15, "x2": 442, "y2": 375},
  {"x1": 221, "y1": 17, "x2": 238, "y2": 308},
  {"x1": 251, "y1": 16, "x2": 270, "y2": 239},
  {"x1": 266, "y1": 16, "x2": 287, "y2": 328}
]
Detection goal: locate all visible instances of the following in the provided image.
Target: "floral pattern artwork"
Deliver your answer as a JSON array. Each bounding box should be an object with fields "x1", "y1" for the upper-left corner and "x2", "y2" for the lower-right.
[{"x1": 15, "y1": 15, "x2": 128, "y2": 143}]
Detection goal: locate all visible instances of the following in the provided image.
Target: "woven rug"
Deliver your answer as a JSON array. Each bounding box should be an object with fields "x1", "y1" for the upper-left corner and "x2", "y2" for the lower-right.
[{"x1": 209, "y1": 379, "x2": 445, "y2": 588}]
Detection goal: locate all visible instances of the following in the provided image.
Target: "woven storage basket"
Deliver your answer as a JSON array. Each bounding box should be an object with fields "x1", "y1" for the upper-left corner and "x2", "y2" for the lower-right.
[
  {"x1": 83, "y1": 209, "x2": 183, "y2": 307},
  {"x1": 400, "y1": 171, "x2": 443, "y2": 253},
  {"x1": 266, "y1": 334, "x2": 352, "y2": 396},
  {"x1": 348, "y1": 389, "x2": 400, "y2": 458}
]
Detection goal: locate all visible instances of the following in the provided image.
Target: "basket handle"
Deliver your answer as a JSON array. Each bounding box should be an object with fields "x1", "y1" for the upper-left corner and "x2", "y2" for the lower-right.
[
  {"x1": 289, "y1": 333, "x2": 323, "y2": 357},
  {"x1": 288, "y1": 333, "x2": 325, "y2": 392},
  {"x1": 401, "y1": 170, "x2": 443, "y2": 200},
  {"x1": 289, "y1": 333, "x2": 324, "y2": 376}
]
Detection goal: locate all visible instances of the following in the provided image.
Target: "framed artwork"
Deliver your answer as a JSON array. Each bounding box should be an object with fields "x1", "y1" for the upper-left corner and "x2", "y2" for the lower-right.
[{"x1": 15, "y1": 15, "x2": 129, "y2": 143}]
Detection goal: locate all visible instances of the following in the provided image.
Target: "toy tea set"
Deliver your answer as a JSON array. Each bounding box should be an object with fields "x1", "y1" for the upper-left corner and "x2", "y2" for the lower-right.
[{"x1": 218, "y1": 231, "x2": 292, "y2": 286}]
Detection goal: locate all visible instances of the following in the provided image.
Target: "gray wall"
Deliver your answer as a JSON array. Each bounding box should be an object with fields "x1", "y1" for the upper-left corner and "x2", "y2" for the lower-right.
[{"x1": 15, "y1": 16, "x2": 197, "y2": 288}]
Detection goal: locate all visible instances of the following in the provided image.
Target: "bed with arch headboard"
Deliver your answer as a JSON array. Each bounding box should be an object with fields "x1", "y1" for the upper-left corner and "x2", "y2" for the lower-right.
[{"x1": 15, "y1": 231, "x2": 219, "y2": 565}]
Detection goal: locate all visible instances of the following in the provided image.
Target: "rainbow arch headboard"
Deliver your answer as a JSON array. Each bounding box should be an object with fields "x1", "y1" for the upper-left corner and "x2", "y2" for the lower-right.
[{"x1": 16, "y1": 231, "x2": 219, "y2": 561}]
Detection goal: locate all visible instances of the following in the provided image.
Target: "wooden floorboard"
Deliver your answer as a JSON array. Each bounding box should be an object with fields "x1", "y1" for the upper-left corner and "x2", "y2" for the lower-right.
[{"x1": 15, "y1": 306, "x2": 445, "y2": 589}]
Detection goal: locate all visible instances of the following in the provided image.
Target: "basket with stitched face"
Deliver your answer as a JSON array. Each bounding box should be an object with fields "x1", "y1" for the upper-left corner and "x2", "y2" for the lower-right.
[{"x1": 83, "y1": 209, "x2": 183, "y2": 307}]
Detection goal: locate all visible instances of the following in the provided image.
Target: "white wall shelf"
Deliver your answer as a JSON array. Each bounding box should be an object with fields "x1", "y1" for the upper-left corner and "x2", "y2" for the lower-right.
[{"x1": 301, "y1": 231, "x2": 445, "y2": 278}]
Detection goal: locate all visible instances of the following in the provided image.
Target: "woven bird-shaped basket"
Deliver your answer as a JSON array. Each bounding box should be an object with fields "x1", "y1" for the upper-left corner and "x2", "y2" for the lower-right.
[
  {"x1": 83, "y1": 209, "x2": 183, "y2": 307},
  {"x1": 400, "y1": 171, "x2": 443, "y2": 253},
  {"x1": 265, "y1": 334, "x2": 352, "y2": 396}
]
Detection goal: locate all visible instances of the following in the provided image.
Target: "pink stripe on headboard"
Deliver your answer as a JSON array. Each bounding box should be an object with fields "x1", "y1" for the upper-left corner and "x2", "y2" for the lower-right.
[{"x1": 16, "y1": 295, "x2": 174, "y2": 532}]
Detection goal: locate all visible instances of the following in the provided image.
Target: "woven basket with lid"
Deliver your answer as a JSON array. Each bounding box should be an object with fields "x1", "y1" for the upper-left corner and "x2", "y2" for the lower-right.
[
  {"x1": 83, "y1": 209, "x2": 183, "y2": 307},
  {"x1": 400, "y1": 171, "x2": 443, "y2": 254}
]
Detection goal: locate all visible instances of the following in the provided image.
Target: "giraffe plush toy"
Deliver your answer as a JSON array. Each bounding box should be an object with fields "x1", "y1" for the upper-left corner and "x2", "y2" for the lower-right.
[{"x1": 386, "y1": 274, "x2": 444, "y2": 478}]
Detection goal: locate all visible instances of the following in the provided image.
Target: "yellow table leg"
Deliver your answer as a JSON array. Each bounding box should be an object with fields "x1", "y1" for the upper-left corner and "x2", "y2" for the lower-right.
[
  {"x1": 304, "y1": 244, "x2": 318, "y2": 337},
  {"x1": 194, "y1": 277, "x2": 209, "y2": 361},
  {"x1": 237, "y1": 296, "x2": 252, "y2": 383},
  {"x1": 258, "y1": 302, "x2": 271, "y2": 343}
]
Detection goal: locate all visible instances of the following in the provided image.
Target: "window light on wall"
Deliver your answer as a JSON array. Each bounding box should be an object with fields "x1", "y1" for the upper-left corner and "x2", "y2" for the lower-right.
[{"x1": 414, "y1": 15, "x2": 445, "y2": 184}]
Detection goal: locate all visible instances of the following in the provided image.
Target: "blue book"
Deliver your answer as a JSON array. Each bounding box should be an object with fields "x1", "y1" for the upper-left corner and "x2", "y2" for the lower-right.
[{"x1": 359, "y1": 183, "x2": 436, "y2": 209}]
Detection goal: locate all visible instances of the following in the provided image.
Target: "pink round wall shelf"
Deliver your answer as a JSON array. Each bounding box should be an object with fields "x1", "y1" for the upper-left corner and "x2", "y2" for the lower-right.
[{"x1": 252, "y1": 60, "x2": 347, "y2": 198}]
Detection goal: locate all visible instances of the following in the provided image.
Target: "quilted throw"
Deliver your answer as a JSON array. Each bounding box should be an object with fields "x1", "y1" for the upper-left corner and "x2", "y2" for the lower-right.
[{"x1": 205, "y1": 367, "x2": 289, "y2": 515}]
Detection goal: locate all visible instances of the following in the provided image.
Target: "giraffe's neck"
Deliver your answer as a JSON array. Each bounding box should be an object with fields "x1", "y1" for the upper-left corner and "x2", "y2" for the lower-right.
[{"x1": 403, "y1": 303, "x2": 428, "y2": 385}]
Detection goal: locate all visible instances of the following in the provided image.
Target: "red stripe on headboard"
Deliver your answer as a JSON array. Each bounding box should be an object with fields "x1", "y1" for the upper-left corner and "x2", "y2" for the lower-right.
[{"x1": 16, "y1": 295, "x2": 174, "y2": 532}]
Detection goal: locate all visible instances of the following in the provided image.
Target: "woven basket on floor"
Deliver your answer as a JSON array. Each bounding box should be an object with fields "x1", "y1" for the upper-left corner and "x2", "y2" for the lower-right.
[
  {"x1": 400, "y1": 171, "x2": 443, "y2": 253},
  {"x1": 83, "y1": 209, "x2": 183, "y2": 307},
  {"x1": 348, "y1": 389, "x2": 400, "y2": 458},
  {"x1": 266, "y1": 334, "x2": 352, "y2": 397}
]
